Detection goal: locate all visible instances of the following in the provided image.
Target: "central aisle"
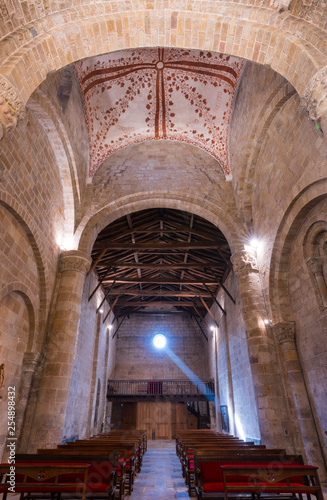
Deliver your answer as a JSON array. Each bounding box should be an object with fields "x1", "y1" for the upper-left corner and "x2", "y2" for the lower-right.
[{"x1": 126, "y1": 439, "x2": 189, "y2": 499}]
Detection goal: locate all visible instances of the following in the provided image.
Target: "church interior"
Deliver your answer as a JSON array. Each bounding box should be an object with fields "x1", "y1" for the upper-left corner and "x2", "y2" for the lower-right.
[{"x1": 0, "y1": 0, "x2": 327, "y2": 497}]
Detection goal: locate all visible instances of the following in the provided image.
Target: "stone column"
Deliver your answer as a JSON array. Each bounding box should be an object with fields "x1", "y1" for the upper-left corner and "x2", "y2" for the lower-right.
[
  {"x1": 28, "y1": 250, "x2": 91, "y2": 451},
  {"x1": 274, "y1": 322, "x2": 327, "y2": 478},
  {"x1": 231, "y1": 249, "x2": 294, "y2": 449},
  {"x1": 16, "y1": 352, "x2": 43, "y2": 453},
  {"x1": 0, "y1": 75, "x2": 25, "y2": 140}
]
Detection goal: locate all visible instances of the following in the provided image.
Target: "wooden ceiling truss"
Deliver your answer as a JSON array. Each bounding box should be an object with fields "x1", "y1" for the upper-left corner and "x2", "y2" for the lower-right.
[{"x1": 90, "y1": 209, "x2": 233, "y2": 326}]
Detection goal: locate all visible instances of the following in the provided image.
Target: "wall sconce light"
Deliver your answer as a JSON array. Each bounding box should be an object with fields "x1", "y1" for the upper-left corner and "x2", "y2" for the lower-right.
[{"x1": 249, "y1": 237, "x2": 259, "y2": 249}]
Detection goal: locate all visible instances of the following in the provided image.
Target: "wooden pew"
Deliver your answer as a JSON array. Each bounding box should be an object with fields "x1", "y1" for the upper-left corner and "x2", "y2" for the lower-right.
[
  {"x1": 36, "y1": 448, "x2": 127, "y2": 499},
  {"x1": 0, "y1": 462, "x2": 116, "y2": 500},
  {"x1": 185, "y1": 449, "x2": 287, "y2": 496},
  {"x1": 53, "y1": 440, "x2": 140, "y2": 490},
  {"x1": 194, "y1": 458, "x2": 324, "y2": 500}
]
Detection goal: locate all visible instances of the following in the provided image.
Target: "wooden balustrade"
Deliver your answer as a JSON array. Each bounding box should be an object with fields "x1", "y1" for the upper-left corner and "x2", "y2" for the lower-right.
[{"x1": 107, "y1": 379, "x2": 215, "y2": 402}]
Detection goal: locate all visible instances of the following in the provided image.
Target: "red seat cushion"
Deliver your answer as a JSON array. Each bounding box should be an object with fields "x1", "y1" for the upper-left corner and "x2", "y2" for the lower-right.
[
  {"x1": 202, "y1": 481, "x2": 317, "y2": 494},
  {"x1": 4, "y1": 483, "x2": 111, "y2": 493}
]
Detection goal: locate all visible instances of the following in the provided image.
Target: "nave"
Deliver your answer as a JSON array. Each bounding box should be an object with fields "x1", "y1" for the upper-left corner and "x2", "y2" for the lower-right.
[
  {"x1": 1, "y1": 429, "x2": 327, "y2": 500},
  {"x1": 126, "y1": 440, "x2": 188, "y2": 500}
]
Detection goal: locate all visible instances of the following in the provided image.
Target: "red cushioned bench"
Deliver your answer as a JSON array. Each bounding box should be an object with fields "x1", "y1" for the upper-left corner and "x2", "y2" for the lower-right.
[
  {"x1": 195, "y1": 459, "x2": 324, "y2": 500},
  {"x1": 186, "y1": 450, "x2": 287, "y2": 496},
  {"x1": 0, "y1": 462, "x2": 116, "y2": 500}
]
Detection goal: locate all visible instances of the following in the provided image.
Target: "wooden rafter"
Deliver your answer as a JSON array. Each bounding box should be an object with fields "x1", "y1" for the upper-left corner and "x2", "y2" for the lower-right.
[{"x1": 90, "y1": 208, "x2": 232, "y2": 318}]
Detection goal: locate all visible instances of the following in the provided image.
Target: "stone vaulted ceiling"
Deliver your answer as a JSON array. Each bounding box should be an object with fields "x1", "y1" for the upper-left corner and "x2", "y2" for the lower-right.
[{"x1": 75, "y1": 48, "x2": 243, "y2": 177}]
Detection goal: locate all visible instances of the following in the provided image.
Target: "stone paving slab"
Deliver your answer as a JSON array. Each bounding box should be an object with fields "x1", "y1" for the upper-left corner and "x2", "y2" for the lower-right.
[{"x1": 125, "y1": 439, "x2": 189, "y2": 499}]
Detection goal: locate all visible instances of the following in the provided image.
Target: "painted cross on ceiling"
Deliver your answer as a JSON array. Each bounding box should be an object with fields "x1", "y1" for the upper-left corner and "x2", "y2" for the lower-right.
[{"x1": 75, "y1": 48, "x2": 243, "y2": 178}]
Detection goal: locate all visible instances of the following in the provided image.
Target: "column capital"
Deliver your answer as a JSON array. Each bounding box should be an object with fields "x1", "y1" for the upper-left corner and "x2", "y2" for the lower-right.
[
  {"x1": 273, "y1": 321, "x2": 295, "y2": 345},
  {"x1": 22, "y1": 351, "x2": 43, "y2": 371},
  {"x1": 0, "y1": 75, "x2": 25, "y2": 140},
  {"x1": 60, "y1": 250, "x2": 92, "y2": 275},
  {"x1": 301, "y1": 66, "x2": 327, "y2": 133},
  {"x1": 230, "y1": 249, "x2": 259, "y2": 275},
  {"x1": 306, "y1": 257, "x2": 324, "y2": 276}
]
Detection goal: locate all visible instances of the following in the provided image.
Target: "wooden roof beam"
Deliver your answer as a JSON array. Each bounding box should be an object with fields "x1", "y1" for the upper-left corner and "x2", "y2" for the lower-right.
[
  {"x1": 93, "y1": 241, "x2": 226, "y2": 251},
  {"x1": 102, "y1": 262, "x2": 223, "y2": 269},
  {"x1": 104, "y1": 290, "x2": 211, "y2": 297},
  {"x1": 102, "y1": 278, "x2": 219, "y2": 285},
  {"x1": 113, "y1": 300, "x2": 196, "y2": 307}
]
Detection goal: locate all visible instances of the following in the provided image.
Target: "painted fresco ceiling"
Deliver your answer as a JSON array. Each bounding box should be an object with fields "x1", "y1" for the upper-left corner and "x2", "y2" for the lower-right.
[{"x1": 75, "y1": 48, "x2": 243, "y2": 178}]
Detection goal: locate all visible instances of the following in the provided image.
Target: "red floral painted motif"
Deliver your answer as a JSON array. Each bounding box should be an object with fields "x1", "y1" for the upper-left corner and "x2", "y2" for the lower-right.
[{"x1": 75, "y1": 48, "x2": 243, "y2": 177}]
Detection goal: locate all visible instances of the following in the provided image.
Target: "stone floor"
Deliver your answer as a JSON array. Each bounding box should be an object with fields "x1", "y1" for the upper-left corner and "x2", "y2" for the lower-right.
[
  {"x1": 125, "y1": 440, "x2": 327, "y2": 500},
  {"x1": 125, "y1": 439, "x2": 189, "y2": 500}
]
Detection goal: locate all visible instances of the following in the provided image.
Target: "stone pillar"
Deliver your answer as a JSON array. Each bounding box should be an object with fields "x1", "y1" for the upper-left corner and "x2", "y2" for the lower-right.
[
  {"x1": 16, "y1": 352, "x2": 43, "y2": 453},
  {"x1": 0, "y1": 75, "x2": 25, "y2": 140},
  {"x1": 28, "y1": 250, "x2": 91, "y2": 451},
  {"x1": 231, "y1": 249, "x2": 294, "y2": 449},
  {"x1": 274, "y1": 322, "x2": 327, "y2": 478}
]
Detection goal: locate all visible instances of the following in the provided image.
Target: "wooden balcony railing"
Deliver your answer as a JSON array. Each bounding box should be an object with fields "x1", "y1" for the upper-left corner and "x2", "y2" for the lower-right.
[{"x1": 107, "y1": 379, "x2": 215, "y2": 402}]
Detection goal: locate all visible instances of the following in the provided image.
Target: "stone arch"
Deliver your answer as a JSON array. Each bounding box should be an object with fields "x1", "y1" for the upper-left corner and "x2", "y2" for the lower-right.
[
  {"x1": 77, "y1": 193, "x2": 243, "y2": 256},
  {"x1": 303, "y1": 220, "x2": 327, "y2": 311},
  {"x1": 237, "y1": 80, "x2": 297, "y2": 227},
  {"x1": 0, "y1": 193, "x2": 49, "y2": 349},
  {"x1": 269, "y1": 177, "x2": 327, "y2": 323},
  {"x1": 0, "y1": 288, "x2": 35, "y2": 459},
  {"x1": 27, "y1": 89, "x2": 81, "y2": 236},
  {"x1": 0, "y1": 283, "x2": 36, "y2": 352},
  {"x1": 1, "y1": 4, "x2": 327, "y2": 107}
]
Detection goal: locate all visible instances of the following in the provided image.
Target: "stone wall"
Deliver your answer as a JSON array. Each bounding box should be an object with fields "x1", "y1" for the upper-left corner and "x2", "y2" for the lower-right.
[
  {"x1": 38, "y1": 68, "x2": 90, "y2": 223},
  {"x1": 206, "y1": 272, "x2": 260, "y2": 441},
  {"x1": 0, "y1": 109, "x2": 65, "y2": 457},
  {"x1": 287, "y1": 198, "x2": 327, "y2": 464},
  {"x1": 113, "y1": 314, "x2": 208, "y2": 381},
  {"x1": 62, "y1": 270, "x2": 116, "y2": 441}
]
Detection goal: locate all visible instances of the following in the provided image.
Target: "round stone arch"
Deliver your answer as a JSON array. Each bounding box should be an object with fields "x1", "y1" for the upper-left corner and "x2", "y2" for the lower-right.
[
  {"x1": 27, "y1": 90, "x2": 80, "y2": 238},
  {"x1": 269, "y1": 177, "x2": 327, "y2": 324},
  {"x1": 77, "y1": 193, "x2": 242, "y2": 256},
  {"x1": 0, "y1": 194, "x2": 49, "y2": 349},
  {"x1": 1, "y1": 3, "x2": 327, "y2": 116},
  {"x1": 0, "y1": 283, "x2": 37, "y2": 352},
  {"x1": 303, "y1": 220, "x2": 327, "y2": 311}
]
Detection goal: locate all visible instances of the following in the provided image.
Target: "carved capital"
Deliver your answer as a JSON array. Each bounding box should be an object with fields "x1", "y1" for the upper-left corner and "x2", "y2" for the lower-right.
[
  {"x1": 306, "y1": 257, "x2": 324, "y2": 276},
  {"x1": 278, "y1": 0, "x2": 291, "y2": 12},
  {"x1": 22, "y1": 351, "x2": 43, "y2": 372},
  {"x1": 0, "y1": 75, "x2": 25, "y2": 140},
  {"x1": 301, "y1": 66, "x2": 327, "y2": 132},
  {"x1": 231, "y1": 249, "x2": 259, "y2": 275},
  {"x1": 273, "y1": 322, "x2": 295, "y2": 345},
  {"x1": 60, "y1": 250, "x2": 92, "y2": 275}
]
